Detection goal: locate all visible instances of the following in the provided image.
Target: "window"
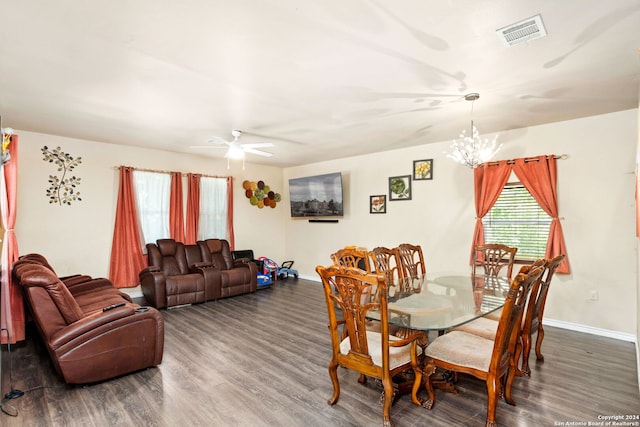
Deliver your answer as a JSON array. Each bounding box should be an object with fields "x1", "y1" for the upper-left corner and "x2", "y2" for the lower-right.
[
  {"x1": 133, "y1": 171, "x2": 171, "y2": 246},
  {"x1": 198, "y1": 177, "x2": 228, "y2": 240},
  {"x1": 482, "y1": 183, "x2": 551, "y2": 261},
  {"x1": 130, "y1": 171, "x2": 230, "y2": 246}
]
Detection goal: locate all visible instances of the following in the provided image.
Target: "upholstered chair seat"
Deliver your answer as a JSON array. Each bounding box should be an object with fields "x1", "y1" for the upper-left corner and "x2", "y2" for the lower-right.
[{"x1": 340, "y1": 331, "x2": 423, "y2": 371}]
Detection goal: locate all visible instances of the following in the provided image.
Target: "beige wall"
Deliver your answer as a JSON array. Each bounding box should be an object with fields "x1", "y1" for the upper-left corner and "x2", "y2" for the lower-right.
[
  {"x1": 284, "y1": 109, "x2": 638, "y2": 337},
  {"x1": 14, "y1": 108, "x2": 638, "y2": 337},
  {"x1": 16, "y1": 131, "x2": 287, "y2": 282}
]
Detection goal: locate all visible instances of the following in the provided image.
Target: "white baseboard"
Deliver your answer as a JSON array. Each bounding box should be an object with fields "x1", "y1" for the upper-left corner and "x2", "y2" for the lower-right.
[{"x1": 543, "y1": 318, "x2": 637, "y2": 343}]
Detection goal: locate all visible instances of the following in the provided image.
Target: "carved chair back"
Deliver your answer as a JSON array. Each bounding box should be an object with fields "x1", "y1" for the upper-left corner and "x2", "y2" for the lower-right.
[{"x1": 473, "y1": 243, "x2": 518, "y2": 280}]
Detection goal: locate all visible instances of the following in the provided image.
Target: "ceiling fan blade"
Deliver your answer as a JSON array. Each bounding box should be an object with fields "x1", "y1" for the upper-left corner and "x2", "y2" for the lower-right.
[
  {"x1": 207, "y1": 137, "x2": 231, "y2": 145},
  {"x1": 240, "y1": 142, "x2": 274, "y2": 149},
  {"x1": 190, "y1": 145, "x2": 227, "y2": 149},
  {"x1": 243, "y1": 147, "x2": 273, "y2": 157}
]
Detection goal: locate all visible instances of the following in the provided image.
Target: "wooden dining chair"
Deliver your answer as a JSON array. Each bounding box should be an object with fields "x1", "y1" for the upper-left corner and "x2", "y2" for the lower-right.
[
  {"x1": 331, "y1": 247, "x2": 372, "y2": 272},
  {"x1": 423, "y1": 264, "x2": 545, "y2": 427},
  {"x1": 520, "y1": 254, "x2": 566, "y2": 375},
  {"x1": 473, "y1": 244, "x2": 518, "y2": 280},
  {"x1": 369, "y1": 246, "x2": 405, "y2": 283},
  {"x1": 397, "y1": 243, "x2": 426, "y2": 279},
  {"x1": 450, "y1": 259, "x2": 546, "y2": 376},
  {"x1": 316, "y1": 265, "x2": 427, "y2": 427}
]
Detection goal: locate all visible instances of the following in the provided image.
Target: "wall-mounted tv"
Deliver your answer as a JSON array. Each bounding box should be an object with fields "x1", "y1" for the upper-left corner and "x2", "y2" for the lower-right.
[{"x1": 289, "y1": 172, "x2": 344, "y2": 218}]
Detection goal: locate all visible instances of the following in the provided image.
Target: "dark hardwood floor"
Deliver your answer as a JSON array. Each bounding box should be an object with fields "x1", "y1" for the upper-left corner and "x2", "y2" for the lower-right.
[{"x1": 1, "y1": 279, "x2": 638, "y2": 426}]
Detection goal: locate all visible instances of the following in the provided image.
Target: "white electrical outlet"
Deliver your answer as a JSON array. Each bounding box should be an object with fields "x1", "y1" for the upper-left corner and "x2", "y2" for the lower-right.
[{"x1": 589, "y1": 290, "x2": 598, "y2": 301}]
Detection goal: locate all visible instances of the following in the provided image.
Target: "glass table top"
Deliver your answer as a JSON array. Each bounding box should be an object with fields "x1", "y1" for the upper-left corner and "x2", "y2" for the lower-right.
[{"x1": 369, "y1": 273, "x2": 510, "y2": 331}]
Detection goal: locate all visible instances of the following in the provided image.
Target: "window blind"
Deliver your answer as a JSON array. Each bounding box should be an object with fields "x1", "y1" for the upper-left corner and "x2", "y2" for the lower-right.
[{"x1": 482, "y1": 183, "x2": 551, "y2": 261}]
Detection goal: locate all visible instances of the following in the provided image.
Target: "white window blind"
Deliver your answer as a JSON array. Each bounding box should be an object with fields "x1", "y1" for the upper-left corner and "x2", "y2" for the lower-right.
[{"x1": 482, "y1": 183, "x2": 551, "y2": 261}]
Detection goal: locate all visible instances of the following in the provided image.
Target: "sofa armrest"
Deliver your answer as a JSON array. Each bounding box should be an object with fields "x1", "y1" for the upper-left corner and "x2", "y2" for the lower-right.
[
  {"x1": 139, "y1": 270, "x2": 167, "y2": 309},
  {"x1": 64, "y1": 277, "x2": 114, "y2": 294},
  {"x1": 49, "y1": 305, "x2": 137, "y2": 350},
  {"x1": 233, "y1": 258, "x2": 251, "y2": 268},
  {"x1": 140, "y1": 265, "x2": 161, "y2": 275},
  {"x1": 60, "y1": 274, "x2": 94, "y2": 286}
]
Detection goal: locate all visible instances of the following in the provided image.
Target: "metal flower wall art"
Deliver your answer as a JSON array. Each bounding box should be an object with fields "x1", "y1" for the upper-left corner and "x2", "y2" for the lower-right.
[{"x1": 41, "y1": 145, "x2": 82, "y2": 205}]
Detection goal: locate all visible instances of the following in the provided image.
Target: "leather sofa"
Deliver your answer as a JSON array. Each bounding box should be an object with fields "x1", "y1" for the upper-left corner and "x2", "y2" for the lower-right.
[
  {"x1": 13, "y1": 254, "x2": 164, "y2": 384},
  {"x1": 139, "y1": 238, "x2": 257, "y2": 309}
]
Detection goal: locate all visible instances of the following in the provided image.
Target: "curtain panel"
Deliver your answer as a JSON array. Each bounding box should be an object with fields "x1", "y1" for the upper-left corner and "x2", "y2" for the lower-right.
[
  {"x1": 227, "y1": 177, "x2": 235, "y2": 250},
  {"x1": 170, "y1": 171, "x2": 185, "y2": 242},
  {"x1": 109, "y1": 167, "x2": 146, "y2": 288},
  {"x1": 512, "y1": 156, "x2": 570, "y2": 273},
  {"x1": 185, "y1": 173, "x2": 200, "y2": 244},
  {"x1": 472, "y1": 155, "x2": 570, "y2": 274},
  {"x1": 0, "y1": 135, "x2": 24, "y2": 344},
  {"x1": 471, "y1": 160, "x2": 511, "y2": 263}
]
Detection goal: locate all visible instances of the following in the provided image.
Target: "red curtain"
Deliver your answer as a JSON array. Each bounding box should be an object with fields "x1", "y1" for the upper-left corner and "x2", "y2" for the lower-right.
[
  {"x1": 226, "y1": 177, "x2": 235, "y2": 250},
  {"x1": 169, "y1": 172, "x2": 185, "y2": 242},
  {"x1": 185, "y1": 173, "x2": 200, "y2": 244},
  {"x1": 0, "y1": 135, "x2": 24, "y2": 344},
  {"x1": 513, "y1": 156, "x2": 570, "y2": 273},
  {"x1": 471, "y1": 160, "x2": 512, "y2": 263},
  {"x1": 109, "y1": 167, "x2": 146, "y2": 288}
]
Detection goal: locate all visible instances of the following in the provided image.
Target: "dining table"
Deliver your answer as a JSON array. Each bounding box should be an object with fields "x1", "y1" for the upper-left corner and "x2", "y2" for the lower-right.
[
  {"x1": 383, "y1": 272, "x2": 510, "y2": 332},
  {"x1": 367, "y1": 272, "x2": 511, "y2": 400}
]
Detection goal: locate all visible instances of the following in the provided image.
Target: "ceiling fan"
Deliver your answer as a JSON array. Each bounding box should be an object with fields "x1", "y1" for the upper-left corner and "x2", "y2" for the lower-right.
[{"x1": 198, "y1": 129, "x2": 274, "y2": 159}]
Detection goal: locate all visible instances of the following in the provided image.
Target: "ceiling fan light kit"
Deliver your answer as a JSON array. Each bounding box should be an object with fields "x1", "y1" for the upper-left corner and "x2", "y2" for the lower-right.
[{"x1": 192, "y1": 129, "x2": 274, "y2": 169}]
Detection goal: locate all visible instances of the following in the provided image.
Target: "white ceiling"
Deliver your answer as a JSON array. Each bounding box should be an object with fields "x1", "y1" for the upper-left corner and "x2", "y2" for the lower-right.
[{"x1": 1, "y1": 0, "x2": 639, "y2": 167}]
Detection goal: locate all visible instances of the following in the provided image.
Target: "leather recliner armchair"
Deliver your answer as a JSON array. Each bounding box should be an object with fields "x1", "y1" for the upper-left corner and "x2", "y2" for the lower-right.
[
  {"x1": 198, "y1": 239, "x2": 257, "y2": 298},
  {"x1": 139, "y1": 239, "x2": 206, "y2": 309}
]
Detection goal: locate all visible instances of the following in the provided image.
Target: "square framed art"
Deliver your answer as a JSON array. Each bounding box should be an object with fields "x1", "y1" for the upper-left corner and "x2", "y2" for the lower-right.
[
  {"x1": 370, "y1": 195, "x2": 386, "y2": 214},
  {"x1": 389, "y1": 175, "x2": 412, "y2": 201},
  {"x1": 413, "y1": 159, "x2": 433, "y2": 180}
]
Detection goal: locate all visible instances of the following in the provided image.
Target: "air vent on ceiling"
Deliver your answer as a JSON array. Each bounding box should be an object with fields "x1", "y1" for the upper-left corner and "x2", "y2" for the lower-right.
[{"x1": 496, "y1": 14, "x2": 547, "y2": 47}]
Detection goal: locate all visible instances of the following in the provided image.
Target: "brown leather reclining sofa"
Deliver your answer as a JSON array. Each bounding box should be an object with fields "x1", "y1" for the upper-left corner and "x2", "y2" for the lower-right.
[
  {"x1": 139, "y1": 238, "x2": 257, "y2": 309},
  {"x1": 13, "y1": 254, "x2": 164, "y2": 385}
]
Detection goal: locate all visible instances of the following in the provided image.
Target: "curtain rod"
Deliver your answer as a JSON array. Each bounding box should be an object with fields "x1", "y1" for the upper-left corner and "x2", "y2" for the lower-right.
[
  {"x1": 484, "y1": 154, "x2": 568, "y2": 167},
  {"x1": 113, "y1": 165, "x2": 230, "y2": 179}
]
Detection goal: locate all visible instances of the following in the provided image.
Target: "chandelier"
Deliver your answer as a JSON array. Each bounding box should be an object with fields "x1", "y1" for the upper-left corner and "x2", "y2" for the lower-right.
[{"x1": 446, "y1": 93, "x2": 501, "y2": 168}]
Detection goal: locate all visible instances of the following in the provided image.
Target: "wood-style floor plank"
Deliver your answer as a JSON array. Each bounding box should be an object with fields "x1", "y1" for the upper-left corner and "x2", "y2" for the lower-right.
[{"x1": 1, "y1": 279, "x2": 638, "y2": 426}]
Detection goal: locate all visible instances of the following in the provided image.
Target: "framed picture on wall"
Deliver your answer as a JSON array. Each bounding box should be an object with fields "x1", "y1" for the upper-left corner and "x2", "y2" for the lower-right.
[
  {"x1": 370, "y1": 195, "x2": 386, "y2": 214},
  {"x1": 389, "y1": 175, "x2": 412, "y2": 201},
  {"x1": 413, "y1": 159, "x2": 433, "y2": 180}
]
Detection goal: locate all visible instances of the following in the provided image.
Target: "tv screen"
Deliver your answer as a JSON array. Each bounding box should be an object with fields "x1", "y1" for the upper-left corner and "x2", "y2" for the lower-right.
[{"x1": 289, "y1": 172, "x2": 344, "y2": 218}]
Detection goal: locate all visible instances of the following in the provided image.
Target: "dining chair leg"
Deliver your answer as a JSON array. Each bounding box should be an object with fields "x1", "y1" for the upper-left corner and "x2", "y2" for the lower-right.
[
  {"x1": 521, "y1": 335, "x2": 533, "y2": 376},
  {"x1": 485, "y1": 376, "x2": 500, "y2": 427},
  {"x1": 410, "y1": 364, "x2": 424, "y2": 407},
  {"x1": 382, "y1": 376, "x2": 395, "y2": 427},
  {"x1": 535, "y1": 325, "x2": 545, "y2": 361},
  {"x1": 327, "y1": 361, "x2": 340, "y2": 405},
  {"x1": 514, "y1": 337, "x2": 525, "y2": 377},
  {"x1": 504, "y1": 368, "x2": 518, "y2": 406}
]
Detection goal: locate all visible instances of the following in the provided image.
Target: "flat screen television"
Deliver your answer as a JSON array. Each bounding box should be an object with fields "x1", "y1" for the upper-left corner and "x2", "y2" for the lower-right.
[{"x1": 289, "y1": 172, "x2": 344, "y2": 218}]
